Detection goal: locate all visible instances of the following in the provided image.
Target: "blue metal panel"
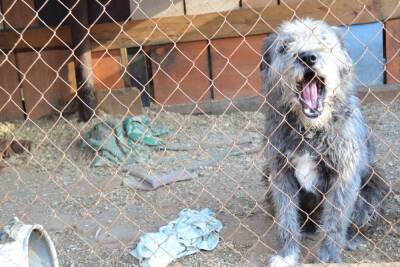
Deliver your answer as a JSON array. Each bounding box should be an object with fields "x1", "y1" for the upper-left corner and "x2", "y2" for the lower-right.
[{"x1": 338, "y1": 22, "x2": 385, "y2": 85}]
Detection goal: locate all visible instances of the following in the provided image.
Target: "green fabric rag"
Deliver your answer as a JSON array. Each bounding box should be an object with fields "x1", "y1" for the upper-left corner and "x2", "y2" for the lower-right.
[{"x1": 83, "y1": 115, "x2": 169, "y2": 167}]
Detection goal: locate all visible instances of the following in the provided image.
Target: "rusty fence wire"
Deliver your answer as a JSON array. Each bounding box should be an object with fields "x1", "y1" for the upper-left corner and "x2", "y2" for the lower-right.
[{"x1": 0, "y1": 0, "x2": 399, "y2": 266}]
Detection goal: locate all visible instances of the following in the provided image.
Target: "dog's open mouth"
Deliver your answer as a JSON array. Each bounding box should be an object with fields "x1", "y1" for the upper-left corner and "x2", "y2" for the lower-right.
[{"x1": 297, "y1": 72, "x2": 325, "y2": 118}]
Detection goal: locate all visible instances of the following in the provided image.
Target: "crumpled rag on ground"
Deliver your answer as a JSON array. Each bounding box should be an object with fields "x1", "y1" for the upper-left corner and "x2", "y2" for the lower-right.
[
  {"x1": 131, "y1": 208, "x2": 223, "y2": 267},
  {"x1": 83, "y1": 115, "x2": 168, "y2": 167}
]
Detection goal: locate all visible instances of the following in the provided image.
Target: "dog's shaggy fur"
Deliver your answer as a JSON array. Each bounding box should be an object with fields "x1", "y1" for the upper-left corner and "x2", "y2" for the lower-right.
[{"x1": 260, "y1": 19, "x2": 389, "y2": 266}]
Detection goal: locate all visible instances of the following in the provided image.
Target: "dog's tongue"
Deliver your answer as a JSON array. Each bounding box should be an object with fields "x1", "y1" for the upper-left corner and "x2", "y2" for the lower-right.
[{"x1": 302, "y1": 81, "x2": 318, "y2": 110}]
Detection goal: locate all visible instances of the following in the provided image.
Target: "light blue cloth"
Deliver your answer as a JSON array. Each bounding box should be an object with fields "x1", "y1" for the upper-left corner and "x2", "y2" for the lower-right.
[{"x1": 131, "y1": 208, "x2": 223, "y2": 267}]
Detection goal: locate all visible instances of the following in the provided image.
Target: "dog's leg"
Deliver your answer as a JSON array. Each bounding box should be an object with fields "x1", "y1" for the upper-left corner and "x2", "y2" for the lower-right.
[
  {"x1": 346, "y1": 166, "x2": 390, "y2": 250},
  {"x1": 345, "y1": 223, "x2": 363, "y2": 251},
  {"x1": 318, "y1": 177, "x2": 360, "y2": 263},
  {"x1": 269, "y1": 169, "x2": 301, "y2": 267}
]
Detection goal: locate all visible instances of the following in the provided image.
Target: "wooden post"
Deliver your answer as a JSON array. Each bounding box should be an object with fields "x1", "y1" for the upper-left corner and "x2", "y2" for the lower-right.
[{"x1": 70, "y1": 0, "x2": 96, "y2": 121}]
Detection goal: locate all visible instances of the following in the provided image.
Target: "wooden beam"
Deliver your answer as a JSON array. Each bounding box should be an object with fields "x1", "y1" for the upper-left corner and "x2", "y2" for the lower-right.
[
  {"x1": 2, "y1": 0, "x2": 39, "y2": 29},
  {"x1": 0, "y1": 26, "x2": 71, "y2": 51},
  {"x1": 155, "y1": 95, "x2": 264, "y2": 115},
  {"x1": 185, "y1": 0, "x2": 240, "y2": 15},
  {"x1": 129, "y1": 0, "x2": 184, "y2": 20},
  {"x1": 154, "y1": 84, "x2": 400, "y2": 115},
  {"x1": 1, "y1": 0, "x2": 400, "y2": 51},
  {"x1": 359, "y1": 83, "x2": 400, "y2": 102}
]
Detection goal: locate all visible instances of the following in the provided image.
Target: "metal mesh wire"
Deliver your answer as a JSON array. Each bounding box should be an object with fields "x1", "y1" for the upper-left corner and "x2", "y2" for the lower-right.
[{"x1": 0, "y1": 0, "x2": 399, "y2": 266}]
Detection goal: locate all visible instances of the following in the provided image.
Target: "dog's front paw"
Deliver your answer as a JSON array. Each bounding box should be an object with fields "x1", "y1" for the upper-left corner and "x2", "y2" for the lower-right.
[
  {"x1": 269, "y1": 254, "x2": 298, "y2": 267},
  {"x1": 346, "y1": 235, "x2": 364, "y2": 251}
]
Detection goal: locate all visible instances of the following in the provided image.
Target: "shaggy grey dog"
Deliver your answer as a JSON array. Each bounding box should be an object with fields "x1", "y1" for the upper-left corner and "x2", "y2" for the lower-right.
[{"x1": 260, "y1": 19, "x2": 389, "y2": 266}]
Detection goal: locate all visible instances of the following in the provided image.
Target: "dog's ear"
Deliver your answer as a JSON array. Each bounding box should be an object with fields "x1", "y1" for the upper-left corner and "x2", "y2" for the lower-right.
[
  {"x1": 260, "y1": 33, "x2": 278, "y2": 72},
  {"x1": 332, "y1": 26, "x2": 345, "y2": 48},
  {"x1": 332, "y1": 26, "x2": 353, "y2": 76}
]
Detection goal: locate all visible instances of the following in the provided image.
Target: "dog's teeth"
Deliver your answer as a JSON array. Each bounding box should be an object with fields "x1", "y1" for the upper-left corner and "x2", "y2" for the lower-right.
[
  {"x1": 317, "y1": 99, "x2": 323, "y2": 111},
  {"x1": 304, "y1": 108, "x2": 313, "y2": 116}
]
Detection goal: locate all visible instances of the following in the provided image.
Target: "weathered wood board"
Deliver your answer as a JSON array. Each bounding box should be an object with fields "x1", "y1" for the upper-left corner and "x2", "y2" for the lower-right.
[
  {"x1": 185, "y1": 0, "x2": 239, "y2": 15},
  {"x1": 92, "y1": 49, "x2": 125, "y2": 91},
  {"x1": 150, "y1": 41, "x2": 211, "y2": 105},
  {"x1": 130, "y1": 0, "x2": 184, "y2": 20},
  {"x1": 1, "y1": 0, "x2": 38, "y2": 29},
  {"x1": 242, "y1": 0, "x2": 278, "y2": 9},
  {"x1": 95, "y1": 87, "x2": 143, "y2": 116},
  {"x1": 1, "y1": 0, "x2": 400, "y2": 51},
  {"x1": 0, "y1": 54, "x2": 24, "y2": 121},
  {"x1": 385, "y1": 19, "x2": 400, "y2": 84},
  {"x1": 0, "y1": 4, "x2": 3, "y2": 30},
  {"x1": 210, "y1": 35, "x2": 264, "y2": 100},
  {"x1": 15, "y1": 50, "x2": 74, "y2": 119},
  {"x1": 158, "y1": 84, "x2": 400, "y2": 115}
]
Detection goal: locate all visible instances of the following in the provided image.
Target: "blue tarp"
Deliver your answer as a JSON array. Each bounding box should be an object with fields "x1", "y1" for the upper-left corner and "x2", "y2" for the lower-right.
[{"x1": 339, "y1": 22, "x2": 385, "y2": 85}]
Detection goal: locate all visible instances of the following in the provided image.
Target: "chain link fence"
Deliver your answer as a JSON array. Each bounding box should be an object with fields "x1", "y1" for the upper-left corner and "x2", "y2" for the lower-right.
[{"x1": 0, "y1": 0, "x2": 399, "y2": 266}]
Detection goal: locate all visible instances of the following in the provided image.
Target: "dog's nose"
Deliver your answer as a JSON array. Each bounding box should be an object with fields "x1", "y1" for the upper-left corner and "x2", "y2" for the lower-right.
[{"x1": 299, "y1": 52, "x2": 317, "y2": 66}]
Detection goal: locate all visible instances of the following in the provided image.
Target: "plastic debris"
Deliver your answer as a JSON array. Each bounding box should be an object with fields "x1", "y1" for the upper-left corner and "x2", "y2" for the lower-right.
[
  {"x1": 83, "y1": 115, "x2": 169, "y2": 167},
  {"x1": 131, "y1": 208, "x2": 222, "y2": 267},
  {"x1": 122, "y1": 168, "x2": 196, "y2": 191},
  {"x1": 0, "y1": 217, "x2": 59, "y2": 267}
]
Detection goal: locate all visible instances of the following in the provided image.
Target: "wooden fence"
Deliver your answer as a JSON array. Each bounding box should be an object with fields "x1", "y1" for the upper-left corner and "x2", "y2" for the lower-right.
[{"x1": 0, "y1": 0, "x2": 400, "y2": 121}]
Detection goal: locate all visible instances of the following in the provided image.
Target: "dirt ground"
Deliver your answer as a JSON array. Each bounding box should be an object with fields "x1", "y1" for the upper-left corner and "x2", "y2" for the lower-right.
[{"x1": 0, "y1": 99, "x2": 399, "y2": 266}]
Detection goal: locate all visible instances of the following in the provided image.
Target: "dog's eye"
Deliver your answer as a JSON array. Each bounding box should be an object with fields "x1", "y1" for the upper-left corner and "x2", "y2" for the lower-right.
[{"x1": 279, "y1": 41, "x2": 288, "y2": 54}]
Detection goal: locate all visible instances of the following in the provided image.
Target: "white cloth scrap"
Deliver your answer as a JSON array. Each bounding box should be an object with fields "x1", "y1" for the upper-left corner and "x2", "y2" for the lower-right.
[{"x1": 131, "y1": 208, "x2": 223, "y2": 267}]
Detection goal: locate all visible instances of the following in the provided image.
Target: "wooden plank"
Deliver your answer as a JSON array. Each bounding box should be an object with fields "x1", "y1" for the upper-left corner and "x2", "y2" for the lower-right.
[
  {"x1": 385, "y1": 19, "x2": 400, "y2": 84},
  {"x1": 16, "y1": 50, "x2": 74, "y2": 119},
  {"x1": 2, "y1": 0, "x2": 38, "y2": 29},
  {"x1": 185, "y1": 0, "x2": 239, "y2": 15},
  {"x1": 92, "y1": 49, "x2": 124, "y2": 90},
  {"x1": 150, "y1": 41, "x2": 211, "y2": 105},
  {"x1": 120, "y1": 47, "x2": 130, "y2": 87},
  {"x1": 65, "y1": 60, "x2": 77, "y2": 102},
  {"x1": 0, "y1": 26, "x2": 71, "y2": 51},
  {"x1": 88, "y1": 0, "x2": 400, "y2": 50},
  {"x1": 130, "y1": 0, "x2": 184, "y2": 20},
  {"x1": 120, "y1": 48, "x2": 129, "y2": 67},
  {"x1": 211, "y1": 35, "x2": 264, "y2": 100},
  {"x1": 157, "y1": 95, "x2": 263, "y2": 114},
  {"x1": 358, "y1": 83, "x2": 400, "y2": 103},
  {"x1": 154, "y1": 84, "x2": 400, "y2": 114},
  {"x1": 1, "y1": 0, "x2": 400, "y2": 51},
  {"x1": 242, "y1": 0, "x2": 278, "y2": 9},
  {"x1": 279, "y1": 0, "x2": 303, "y2": 6},
  {"x1": 95, "y1": 87, "x2": 143, "y2": 116},
  {"x1": 0, "y1": 3, "x2": 4, "y2": 30},
  {"x1": 0, "y1": 53, "x2": 24, "y2": 121}
]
